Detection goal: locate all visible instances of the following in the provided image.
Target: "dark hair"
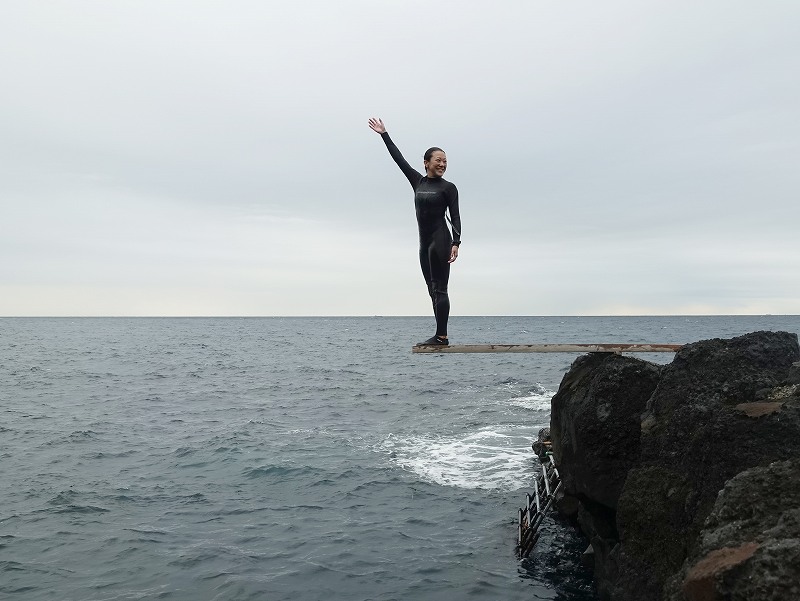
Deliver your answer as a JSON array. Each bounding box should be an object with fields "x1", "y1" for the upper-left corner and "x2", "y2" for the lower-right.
[{"x1": 423, "y1": 147, "x2": 444, "y2": 162}]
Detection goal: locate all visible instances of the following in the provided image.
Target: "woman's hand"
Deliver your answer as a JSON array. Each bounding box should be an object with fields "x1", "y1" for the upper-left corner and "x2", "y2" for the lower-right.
[
  {"x1": 448, "y1": 245, "x2": 459, "y2": 263},
  {"x1": 368, "y1": 117, "x2": 386, "y2": 134}
]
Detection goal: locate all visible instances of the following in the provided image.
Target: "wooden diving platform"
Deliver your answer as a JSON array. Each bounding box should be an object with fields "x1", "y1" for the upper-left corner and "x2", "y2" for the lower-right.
[{"x1": 412, "y1": 343, "x2": 683, "y2": 354}]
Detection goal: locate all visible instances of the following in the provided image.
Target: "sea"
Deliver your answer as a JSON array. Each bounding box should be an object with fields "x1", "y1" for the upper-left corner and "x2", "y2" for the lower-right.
[{"x1": 3, "y1": 315, "x2": 799, "y2": 601}]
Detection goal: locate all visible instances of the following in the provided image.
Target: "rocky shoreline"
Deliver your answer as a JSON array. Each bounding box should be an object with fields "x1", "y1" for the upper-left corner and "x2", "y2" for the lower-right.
[{"x1": 547, "y1": 330, "x2": 800, "y2": 601}]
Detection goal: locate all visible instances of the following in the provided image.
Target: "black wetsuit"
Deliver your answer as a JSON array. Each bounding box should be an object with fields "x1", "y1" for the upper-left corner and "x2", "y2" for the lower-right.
[{"x1": 380, "y1": 132, "x2": 462, "y2": 336}]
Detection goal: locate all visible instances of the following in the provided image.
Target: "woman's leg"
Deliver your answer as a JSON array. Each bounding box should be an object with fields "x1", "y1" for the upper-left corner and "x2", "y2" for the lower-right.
[{"x1": 426, "y1": 234, "x2": 451, "y2": 338}]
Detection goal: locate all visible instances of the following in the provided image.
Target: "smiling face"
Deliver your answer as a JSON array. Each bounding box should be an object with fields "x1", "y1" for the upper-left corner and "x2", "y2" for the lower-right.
[{"x1": 424, "y1": 149, "x2": 447, "y2": 178}]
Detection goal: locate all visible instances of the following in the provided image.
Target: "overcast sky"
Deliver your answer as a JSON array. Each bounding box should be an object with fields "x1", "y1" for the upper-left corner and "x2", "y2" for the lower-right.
[{"x1": 1, "y1": 1, "x2": 798, "y2": 316}]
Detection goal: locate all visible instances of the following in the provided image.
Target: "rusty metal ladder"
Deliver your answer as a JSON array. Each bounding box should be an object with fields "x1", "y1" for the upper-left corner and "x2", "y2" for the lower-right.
[{"x1": 517, "y1": 452, "x2": 562, "y2": 558}]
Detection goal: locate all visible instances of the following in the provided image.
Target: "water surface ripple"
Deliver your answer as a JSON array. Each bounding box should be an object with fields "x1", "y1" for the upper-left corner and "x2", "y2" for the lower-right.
[{"x1": 3, "y1": 315, "x2": 798, "y2": 600}]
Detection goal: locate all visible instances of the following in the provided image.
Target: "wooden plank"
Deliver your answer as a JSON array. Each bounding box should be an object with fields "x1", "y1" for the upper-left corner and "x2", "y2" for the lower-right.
[{"x1": 412, "y1": 343, "x2": 683, "y2": 354}]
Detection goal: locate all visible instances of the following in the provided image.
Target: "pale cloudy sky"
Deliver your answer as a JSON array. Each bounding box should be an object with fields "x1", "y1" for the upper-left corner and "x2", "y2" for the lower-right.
[{"x1": 1, "y1": 1, "x2": 798, "y2": 316}]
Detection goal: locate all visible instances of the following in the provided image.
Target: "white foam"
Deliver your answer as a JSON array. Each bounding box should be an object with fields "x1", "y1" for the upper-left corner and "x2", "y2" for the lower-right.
[
  {"x1": 507, "y1": 391, "x2": 552, "y2": 411},
  {"x1": 381, "y1": 426, "x2": 537, "y2": 491}
]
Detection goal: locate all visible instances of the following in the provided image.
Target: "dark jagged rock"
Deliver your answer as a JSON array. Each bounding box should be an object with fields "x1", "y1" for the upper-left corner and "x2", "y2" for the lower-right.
[
  {"x1": 548, "y1": 331, "x2": 800, "y2": 601},
  {"x1": 549, "y1": 352, "x2": 662, "y2": 599},
  {"x1": 551, "y1": 353, "x2": 662, "y2": 510},
  {"x1": 673, "y1": 459, "x2": 800, "y2": 601},
  {"x1": 532, "y1": 426, "x2": 552, "y2": 459}
]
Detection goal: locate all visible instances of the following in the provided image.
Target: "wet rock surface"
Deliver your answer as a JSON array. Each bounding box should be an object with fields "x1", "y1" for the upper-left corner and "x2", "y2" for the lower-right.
[{"x1": 549, "y1": 331, "x2": 800, "y2": 601}]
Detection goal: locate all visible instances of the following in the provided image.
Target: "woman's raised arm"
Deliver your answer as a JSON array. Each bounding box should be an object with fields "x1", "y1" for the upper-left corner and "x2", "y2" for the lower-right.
[{"x1": 368, "y1": 117, "x2": 421, "y2": 186}]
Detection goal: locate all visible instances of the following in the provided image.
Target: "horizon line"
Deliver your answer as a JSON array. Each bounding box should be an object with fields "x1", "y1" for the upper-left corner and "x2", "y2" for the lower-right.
[{"x1": 1, "y1": 314, "x2": 796, "y2": 319}]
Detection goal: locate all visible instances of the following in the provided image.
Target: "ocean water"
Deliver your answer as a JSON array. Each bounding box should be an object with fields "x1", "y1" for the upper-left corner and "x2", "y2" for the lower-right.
[{"x1": 2, "y1": 315, "x2": 799, "y2": 601}]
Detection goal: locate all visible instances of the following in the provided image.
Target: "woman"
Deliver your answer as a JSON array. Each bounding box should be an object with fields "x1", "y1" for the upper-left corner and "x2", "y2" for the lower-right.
[{"x1": 368, "y1": 117, "x2": 461, "y2": 346}]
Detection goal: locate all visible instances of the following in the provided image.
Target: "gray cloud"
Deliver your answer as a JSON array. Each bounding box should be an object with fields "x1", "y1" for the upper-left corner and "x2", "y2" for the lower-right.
[{"x1": 1, "y1": 1, "x2": 798, "y2": 315}]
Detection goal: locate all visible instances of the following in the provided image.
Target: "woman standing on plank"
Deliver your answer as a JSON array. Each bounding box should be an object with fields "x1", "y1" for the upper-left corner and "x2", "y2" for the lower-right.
[{"x1": 368, "y1": 117, "x2": 461, "y2": 346}]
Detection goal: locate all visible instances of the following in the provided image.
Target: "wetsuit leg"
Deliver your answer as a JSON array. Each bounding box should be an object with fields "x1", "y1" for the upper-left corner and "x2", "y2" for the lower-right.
[
  {"x1": 419, "y1": 227, "x2": 452, "y2": 337},
  {"x1": 419, "y1": 245, "x2": 435, "y2": 304}
]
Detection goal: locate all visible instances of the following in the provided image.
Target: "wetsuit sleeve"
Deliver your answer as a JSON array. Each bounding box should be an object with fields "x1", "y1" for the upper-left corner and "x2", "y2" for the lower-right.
[
  {"x1": 380, "y1": 132, "x2": 423, "y2": 188},
  {"x1": 447, "y1": 184, "x2": 461, "y2": 245}
]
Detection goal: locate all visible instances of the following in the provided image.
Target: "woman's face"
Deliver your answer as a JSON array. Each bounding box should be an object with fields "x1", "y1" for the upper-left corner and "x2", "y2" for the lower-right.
[{"x1": 425, "y1": 151, "x2": 447, "y2": 178}]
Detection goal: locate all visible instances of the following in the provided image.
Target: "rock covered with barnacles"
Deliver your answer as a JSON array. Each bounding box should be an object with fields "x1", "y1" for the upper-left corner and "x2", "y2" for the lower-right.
[{"x1": 548, "y1": 330, "x2": 800, "y2": 601}]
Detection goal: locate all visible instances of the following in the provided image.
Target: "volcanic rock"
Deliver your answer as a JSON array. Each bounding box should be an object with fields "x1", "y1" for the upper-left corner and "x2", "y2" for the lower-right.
[{"x1": 548, "y1": 331, "x2": 800, "y2": 601}]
